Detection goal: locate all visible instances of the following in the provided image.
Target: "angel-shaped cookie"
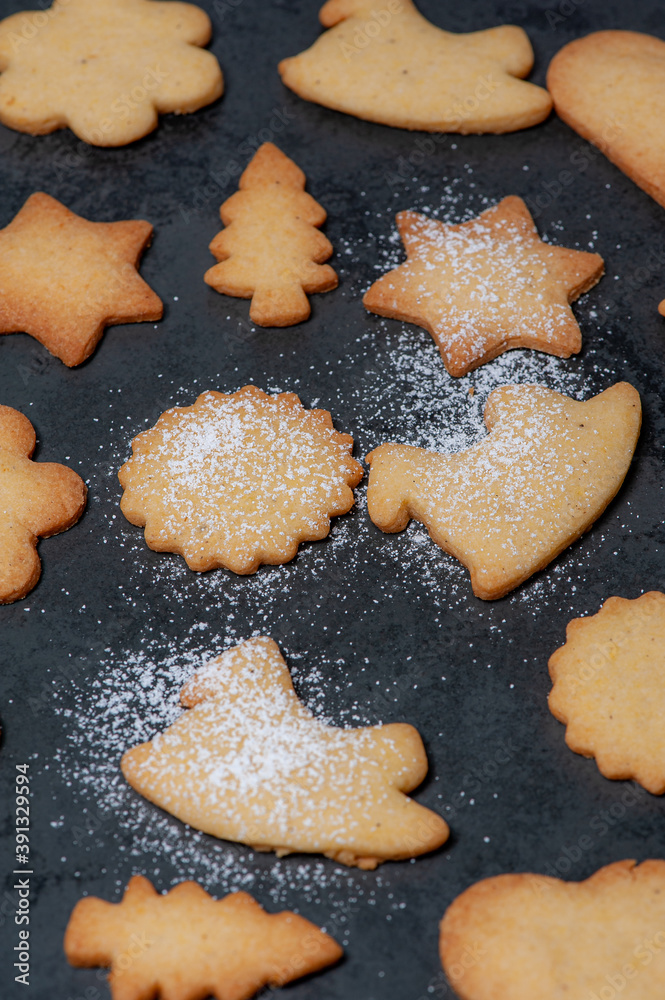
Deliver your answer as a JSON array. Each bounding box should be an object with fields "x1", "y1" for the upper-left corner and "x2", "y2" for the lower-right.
[
  {"x1": 205, "y1": 143, "x2": 338, "y2": 327},
  {"x1": 440, "y1": 860, "x2": 665, "y2": 1000},
  {"x1": 0, "y1": 405, "x2": 86, "y2": 603},
  {"x1": 364, "y1": 198, "x2": 604, "y2": 376},
  {"x1": 0, "y1": 0, "x2": 223, "y2": 145},
  {"x1": 118, "y1": 386, "x2": 363, "y2": 574},
  {"x1": 65, "y1": 875, "x2": 342, "y2": 1000},
  {"x1": 367, "y1": 383, "x2": 641, "y2": 600},
  {"x1": 122, "y1": 636, "x2": 449, "y2": 869},
  {"x1": 279, "y1": 0, "x2": 552, "y2": 133}
]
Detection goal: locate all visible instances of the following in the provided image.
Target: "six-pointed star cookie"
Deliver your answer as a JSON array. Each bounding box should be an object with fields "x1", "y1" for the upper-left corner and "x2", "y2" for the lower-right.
[
  {"x1": 0, "y1": 192, "x2": 163, "y2": 366},
  {"x1": 118, "y1": 386, "x2": 363, "y2": 574},
  {"x1": 0, "y1": 405, "x2": 86, "y2": 603},
  {"x1": 65, "y1": 875, "x2": 342, "y2": 1000},
  {"x1": 549, "y1": 592, "x2": 665, "y2": 794},
  {"x1": 363, "y1": 196, "x2": 604, "y2": 376},
  {"x1": 0, "y1": 0, "x2": 223, "y2": 146},
  {"x1": 122, "y1": 636, "x2": 449, "y2": 868}
]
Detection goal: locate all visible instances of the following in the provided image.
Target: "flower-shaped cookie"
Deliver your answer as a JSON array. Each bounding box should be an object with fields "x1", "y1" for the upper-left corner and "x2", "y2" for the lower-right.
[
  {"x1": 118, "y1": 386, "x2": 363, "y2": 573},
  {"x1": 0, "y1": 0, "x2": 223, "y2": 145},
  {"x1": 549, "y1": 592, "x2": 665, "y2": 794},
  {"x1": 0, "y1": 405, "x2": 86, "y2": 603}
]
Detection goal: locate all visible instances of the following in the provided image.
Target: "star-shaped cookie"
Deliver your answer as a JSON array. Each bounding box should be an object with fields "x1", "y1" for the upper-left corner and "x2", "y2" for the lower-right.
[
  {"x1": 0, "y1": 0, "x2": 223, "y2": 145},
  {"x1": 122, "y1": 636, "x2": 449, "y2": 868},
  {"x1": 65, "y1": 875, "x2": 342, "y2": 1000},
  {"x1": 0, "y1": 405, "x2": 86, "y2": 603},
  {"x1": 0, "y1": 192, "x2": 163, "y2": 366},
  {"x1": 119, "y1": 387, "x2": 363, "y2": 574},
  {"x1": 364, "y1": 196, "x2": 604, "y2": 376}
]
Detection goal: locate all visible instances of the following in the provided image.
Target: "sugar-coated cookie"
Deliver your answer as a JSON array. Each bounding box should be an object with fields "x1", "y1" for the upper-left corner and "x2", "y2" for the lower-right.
[
  {"x1": 549, "y1": 592, "x2": 665, "y2": 794},
  {"x1": 548, "y1": 31, "x2": 665, "y2": 208},
  {"x1": 0, "y1": 193, "x2": 163, "y2": 366},
  {"x1": 0, "y1": 405, "x2": 86, "y2": 603},
  {"x1": 366, "y1": 383, "x2": 641, "y2": 600},
  {"x1": 279, "y1": 0, "x2": 552, "y2": 133},
  {"x1": 122, "y1": 636, "x2": 449, "y2": 869},
  {"x1": 440, "y1": 860, "x2": 665, "y2": 1000},
  {"x1": 0, "y1": 0, "x2": 223, "y2": 145},
  {"x1": 119, "y1": 386, "x2": 362, "y2": 573},
  {"x1": 364, "y1": 197, "x2": 603, "y2": 376},
  {"x1": 205, "y1": 143, "x2": 338, "y2": 327},
  {"x1": 65, "y1": 875, "x2": 342, "y2": 1000}
]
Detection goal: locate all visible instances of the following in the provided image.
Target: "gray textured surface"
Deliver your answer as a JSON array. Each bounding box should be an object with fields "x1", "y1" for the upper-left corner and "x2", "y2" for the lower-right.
[{"x1": 0, "y1": 1, "x2": 664, "y2": 997}]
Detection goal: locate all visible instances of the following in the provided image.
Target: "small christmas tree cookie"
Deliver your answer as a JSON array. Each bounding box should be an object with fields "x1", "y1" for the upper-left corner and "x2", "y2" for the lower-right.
[
  {"x1": 0, "y1": 406, "x2": 86, "y2": 603},
  {"x1": 65, "y1": 875, "x2": 342, "y2": 1000},
  {"x1": 204, "y1": 143, "x2": 338, "y2": 327},
  {"x1": 122, "y1": 636, "x2": 449, "y2": 868}
]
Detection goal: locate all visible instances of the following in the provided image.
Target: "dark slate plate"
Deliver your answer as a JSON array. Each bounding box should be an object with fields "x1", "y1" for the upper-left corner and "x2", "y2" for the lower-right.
[{"x1": 1, "y1": 1, "x2": 664, "y2": 997}]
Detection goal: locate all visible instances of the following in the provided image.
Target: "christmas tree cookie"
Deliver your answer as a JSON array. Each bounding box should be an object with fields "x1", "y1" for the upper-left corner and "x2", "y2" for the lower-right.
[
  {"x1": 121, "y1": 637, "x2": 449, "y2": 868},
  {"x1": 204, "y1": 143, "x2": 337, "y2": 326},
  {"x1": 65, "y1": 875, "x2": 342, "y2": 1000}
]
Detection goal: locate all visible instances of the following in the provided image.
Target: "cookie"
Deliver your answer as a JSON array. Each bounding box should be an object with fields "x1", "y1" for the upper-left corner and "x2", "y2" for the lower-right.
[
  {"x1": 278, "y1": 0, "x2": 552, "y2": 134},
  {"x1": 547, "y1": 31, "x2": 665, "y2": 208},
  {"x1": 440, "y1": 860, "x2": 665, "y2": 1000},
  {"x1": 549, "y1": 592, "x2": 665, "y2": 794},
  {"x1": 0, "y1": 405, "x2": 86, "y2": 603},
  {"x1": 366, "y1": 383, "x2": 641, "y2": 600},
  {"x1": 204, "y1": 143, "x2": 338, "y2": 327},
  {"x1": 121, "y1": 636, "x2": 449, "y2": 869},
  {"x1": 0, "y1": 192, "x2": 163, "y2": 366},
  {"x1": 0, "y1": 0, "x2": 223, "y2": 146},
  {"x1": 364, "y1": 197, "x2": 604, "y2": 376},
  {"x1": 65, "y1": 875, "x2": 342, "y2": 1000},
  {"x1": 118, "y1": 386, "x2": 363, "y2": 573}
]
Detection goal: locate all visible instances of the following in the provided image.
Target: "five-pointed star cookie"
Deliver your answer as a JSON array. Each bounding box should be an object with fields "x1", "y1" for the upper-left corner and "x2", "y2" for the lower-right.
[
  {"x1": 0, "y1": 0, "x2": 223, "y2": 146},
  {"x1": 549, "y1": 592, "x2": 665, "y2": 794},
  {"x1": 65, "y1": 875, "x2": 342, "y2": 1000},
  {"x1": 121, "y1": 636, "x2": 449, "y2": 868},
  {"x1": 0, "y1": 405, "x2": 86, "y2": 603},
  {"x1": 366, "y1": 383, "x2": 641, "y2": 600},
  {"x1": 363, "y1": 196, "x2": 604, "y2": 376},
  {"x1": 0, "y1": 192, "x2": 163, "y2": 366}
]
